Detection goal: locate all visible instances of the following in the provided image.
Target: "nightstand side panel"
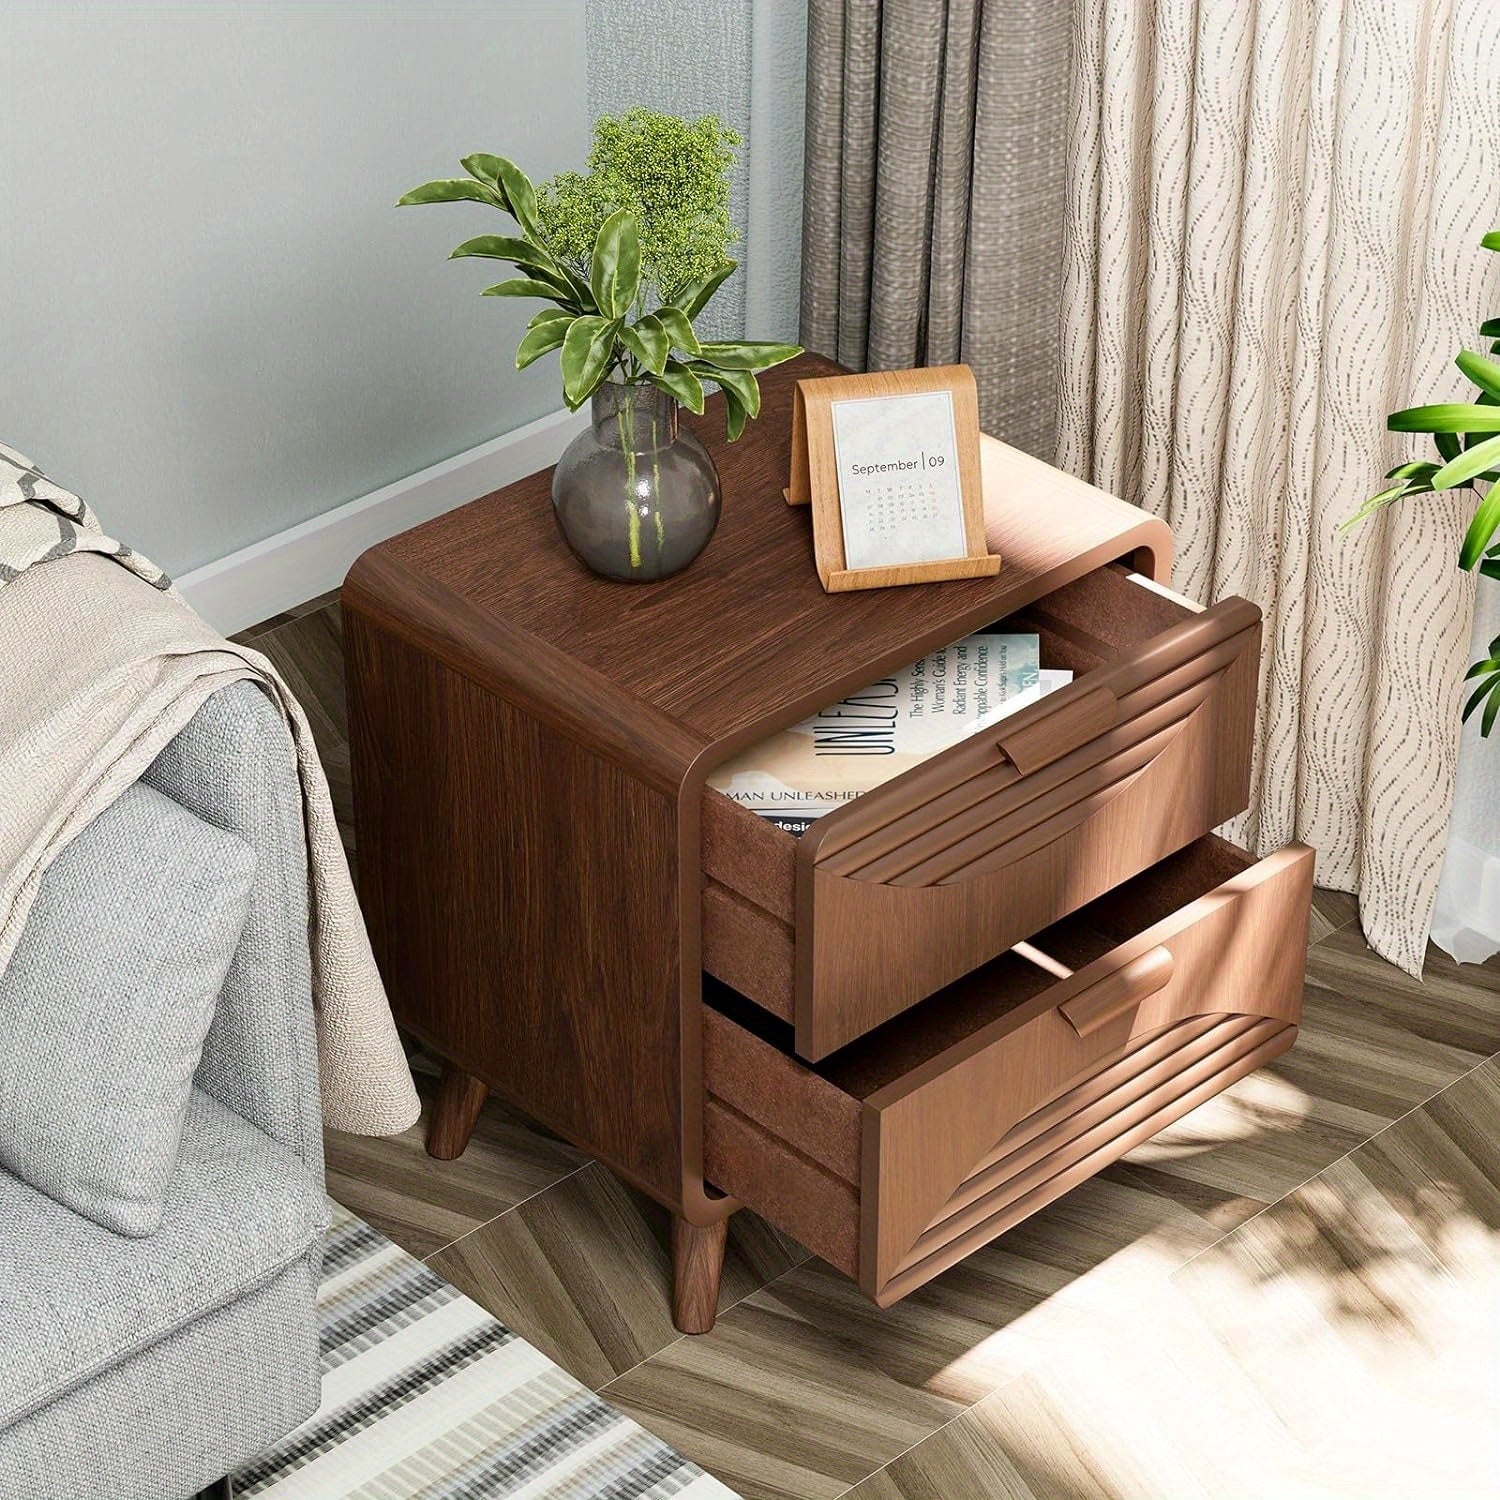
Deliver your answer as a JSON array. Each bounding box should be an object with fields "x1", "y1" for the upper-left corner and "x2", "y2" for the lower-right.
[{"x1": 345, "y1": 604, "x2": 685, "y2": 1203}]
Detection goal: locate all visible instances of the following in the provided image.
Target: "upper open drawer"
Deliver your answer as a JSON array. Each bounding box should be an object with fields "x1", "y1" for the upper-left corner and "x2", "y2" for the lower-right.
[{"x1": 701, "y1": 564, "x2": 1262, "y2": 1059}]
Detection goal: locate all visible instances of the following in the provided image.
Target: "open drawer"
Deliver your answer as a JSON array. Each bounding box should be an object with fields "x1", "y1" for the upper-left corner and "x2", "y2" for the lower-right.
[
  {"x1": 702, "y1": 835, "x2": 1313, "y2": 1306},
  {"x1": 702, "y1": 564, "x2": 1263, "y2": 1058}
]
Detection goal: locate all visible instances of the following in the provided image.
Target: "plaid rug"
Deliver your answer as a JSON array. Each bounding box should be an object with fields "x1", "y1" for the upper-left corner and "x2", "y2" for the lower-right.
[{"x1": 234, "y1": 1202, "x2": 736, "y2": 1498}]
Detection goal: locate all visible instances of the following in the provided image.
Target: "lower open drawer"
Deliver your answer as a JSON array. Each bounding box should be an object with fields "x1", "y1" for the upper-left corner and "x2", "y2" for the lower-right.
[{"x1": 702, "y1": 834, "x2": 1314, "y2": 1305}]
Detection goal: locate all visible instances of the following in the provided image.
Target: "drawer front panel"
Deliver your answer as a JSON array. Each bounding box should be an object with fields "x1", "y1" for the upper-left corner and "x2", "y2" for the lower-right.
[
  {"x1": 859, "y1": 842, "x2": 1313, "y2": 1303},
  {"x1": 796, "y1": 596, "x2": 1261, "y2": 1059},
  {"x1": 702, "y1": 839, "x2": 1314, "y2": 1309}
]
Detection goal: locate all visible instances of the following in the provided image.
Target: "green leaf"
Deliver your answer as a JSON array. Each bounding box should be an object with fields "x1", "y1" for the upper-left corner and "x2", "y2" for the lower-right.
[
  {"x1": 1461, "y1": 670, "x2": 1500, "y2": 735},
  {"x1": 1464, "y1": 656, "x2": 1500, "y2": 680},
  {"x1": 398, "y1": 178, "x2": 502, "y2": 208},
  {"x1": 480, "y1": 278, "x2": 568, "y2": 300},
  {"x1": 671, "y1": 259, "x2": 738, "y2": 319},
  {"x1": 618, "y1": 314, "x2": 669, "y2": 375},
  {"x1": 1339, "y1": 481, "x2": 1425, "y2": 532},
  {"x1": 720, "y1": 384, "x2": 749, "y2": 442},
  {"x1": 460, "y1": 153, "x2": 507, "y2": 190},
  {"x1": 651, "y1": 359, "x2": 706, "y2": 415},
  {"x1": 1432, "y1": 431, "x2": 1500, "y2": 489},
  {"x1": 653, "y1": 307, "x2": 702, "y2": 355},
  {"x1": 515, "y1": 316, "x2": 572, "y2": 370},
  {"x1": 693, "y1": 363, "x2": 760, "y2": 420},
  {"x1": 1384, "y1": 460, "x2": 1440, "y2": 481},
  {"x1": 1482, "y1": 230, "x2": 1500, "y2": 252},
  {"x1": 450, "y1": 234, "x2": 555, "y2": 267},
  {"x1": 498, "y1": 161, "x2": 539, "y2": 233},
  {"x1": 1459, "y1": 483, "x2": 1500, "y2": 568},
  {"x1": 1482, "y1": 558, "x2": 1500, "y2": 581},
  {"x1": 589, "y1": 210, "x2": 641, "y2": 320},
  {"x1": 1457, "y1": 349, "x2": 1500, "y2": 400},
  {"x1": 1436, "y1": 431, "x2": 1463, "y2": 463},
  {"x1": 559, "y1": 315, "x2": 621, "y2": 407},
  {"x1": 458, "y1": 154, "x2": 542, "y2": 236},
  {"x1": 1481, "y1": 318, "x2": 1500, "y2": 338},
  {"x1": 1388, "y1": 403, "x2": 1500, "y2": 433},
  {"x1": 451, "y1": 236, "x2": 577, "y2": 301},
  {"x1": 528, "y1": 306, "x2": 574, "y2": 331},
  {"x1": 694, "y1": 340, "x2": 803, "y2": 372}
]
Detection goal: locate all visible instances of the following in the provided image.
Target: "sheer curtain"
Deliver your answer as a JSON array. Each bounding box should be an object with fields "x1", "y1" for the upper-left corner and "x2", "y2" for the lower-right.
[{"x1": 1057, "y1": 0, "x2": 1500, "y2": 974}]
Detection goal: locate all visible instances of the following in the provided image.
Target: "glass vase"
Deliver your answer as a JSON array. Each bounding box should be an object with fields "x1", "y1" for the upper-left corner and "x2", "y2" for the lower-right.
[{"x1": 551, "y1": 382, "x2": 721, "y2": 582}]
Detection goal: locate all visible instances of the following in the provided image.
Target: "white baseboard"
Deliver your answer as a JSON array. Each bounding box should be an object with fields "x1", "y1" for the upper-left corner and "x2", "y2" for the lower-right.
[{"x1": 177, "y1": 406, "x2": 587, "y2": 634}]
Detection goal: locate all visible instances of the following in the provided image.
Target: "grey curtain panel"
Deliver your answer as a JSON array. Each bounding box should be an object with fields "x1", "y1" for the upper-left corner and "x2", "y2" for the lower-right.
[{"x1": 800, "y1": 0, "x2": 1072, "y2": 457}]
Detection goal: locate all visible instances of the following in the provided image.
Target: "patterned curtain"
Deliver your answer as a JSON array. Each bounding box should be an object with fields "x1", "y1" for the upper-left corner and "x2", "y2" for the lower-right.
[
  {"x1": 1058, "y1": 0, "x2": 1500, "y2": 975},
  {"x1": 799, "y1": 0, "x2": 1072, "y2": 457}
]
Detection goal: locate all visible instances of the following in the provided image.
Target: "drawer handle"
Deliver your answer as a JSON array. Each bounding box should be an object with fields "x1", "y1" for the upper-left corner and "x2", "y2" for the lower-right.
[
  {"x1": 1058, "y1": 946, "x2": 1174, "y2": 1037},
  {"x1": 996, "y1": 684, "x2": 1119, "y2": 775}
]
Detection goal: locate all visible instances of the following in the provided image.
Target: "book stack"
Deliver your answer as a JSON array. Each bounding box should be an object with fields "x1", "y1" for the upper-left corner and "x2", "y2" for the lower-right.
[{"x1": 709, "y1": 631, "x2": 1071, "y2": 833}]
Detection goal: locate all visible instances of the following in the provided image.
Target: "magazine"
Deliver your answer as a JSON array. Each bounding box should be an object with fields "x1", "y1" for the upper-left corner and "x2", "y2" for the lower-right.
[{"x1": 708, "y1": 632, "x2": 1073, "y2": 824}]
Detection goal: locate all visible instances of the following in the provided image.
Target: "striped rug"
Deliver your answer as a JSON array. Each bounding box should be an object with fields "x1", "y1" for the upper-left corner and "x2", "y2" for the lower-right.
[{"x1": 233, "y1": 1202, "x2": 738, "y2": 1498}]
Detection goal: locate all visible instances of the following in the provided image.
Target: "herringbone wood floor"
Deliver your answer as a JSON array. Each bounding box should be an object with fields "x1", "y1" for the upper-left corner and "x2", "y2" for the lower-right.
[{"x1": 243, "y1": 597, "x2": 1500, "y2": 1500}]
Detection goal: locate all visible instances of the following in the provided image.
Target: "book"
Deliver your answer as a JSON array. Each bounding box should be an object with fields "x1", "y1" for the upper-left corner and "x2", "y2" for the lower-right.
[{"x1": 710, "y1": 632, "x2": 1073, "y2": 825}]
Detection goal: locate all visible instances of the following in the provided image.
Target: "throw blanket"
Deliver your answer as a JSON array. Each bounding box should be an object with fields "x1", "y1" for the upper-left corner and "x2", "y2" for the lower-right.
[{"x1": 0, "y1": 444, "x2": 418, "y2": 1136}]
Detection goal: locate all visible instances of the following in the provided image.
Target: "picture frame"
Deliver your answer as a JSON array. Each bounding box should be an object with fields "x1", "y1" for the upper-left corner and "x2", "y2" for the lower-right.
[{"x1": 784, "y1": 364, "x2": 1001, "y2": 592}]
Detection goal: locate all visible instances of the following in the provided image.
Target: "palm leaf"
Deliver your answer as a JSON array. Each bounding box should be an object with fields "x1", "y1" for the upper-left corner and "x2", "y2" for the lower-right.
[
  {"x1": 1340, "y1": 479, "x2": 1432, "y2": 531},
  {"x1": 1432, "y1": 432, "x2": 1500, "y2": 489},
  {"x1": 1461, "y1": 669, "x2": 1500, "y2": 735},
  {"x1": 1389, "y1": 403, "x2": 1500, "y2": 434},
  {"x1": 1460, "y1": 483, "x2": 1500, "y2": 569}
]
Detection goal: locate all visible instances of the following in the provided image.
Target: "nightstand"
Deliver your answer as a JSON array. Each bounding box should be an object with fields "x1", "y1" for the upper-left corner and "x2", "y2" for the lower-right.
[{"x1": 343, "y1": 354, "x2": 1313, "y2": 1333}]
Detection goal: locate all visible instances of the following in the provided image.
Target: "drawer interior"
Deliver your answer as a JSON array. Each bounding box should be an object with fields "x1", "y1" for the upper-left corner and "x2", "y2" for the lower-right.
[
  {"x1": 707, "y1": 833, "x2": 1260, "y2": 1109},
  {"x1": 702, "y1": 563, "x2": 1189, "y2": 918}
]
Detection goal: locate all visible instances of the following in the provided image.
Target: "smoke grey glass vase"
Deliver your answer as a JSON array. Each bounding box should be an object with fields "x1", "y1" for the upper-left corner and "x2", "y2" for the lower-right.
[{"x1": 551, "y1": 382, "x2": 721, "y2": 582}]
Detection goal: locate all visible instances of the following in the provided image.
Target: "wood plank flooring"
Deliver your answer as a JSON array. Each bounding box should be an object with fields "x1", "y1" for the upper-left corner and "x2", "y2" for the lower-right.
[{"x1": 242, "y1": 597, "x2": 1500, "y2": 1499}]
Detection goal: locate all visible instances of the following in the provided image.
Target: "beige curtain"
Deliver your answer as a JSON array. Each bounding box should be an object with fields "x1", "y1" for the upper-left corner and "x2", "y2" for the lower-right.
[
  {"x1": 800, "y1": 0, "x2": 1072, "y2": 457},
  {"x1": 1059, "y1": 0, "x2": 1500, "y2": 975}
]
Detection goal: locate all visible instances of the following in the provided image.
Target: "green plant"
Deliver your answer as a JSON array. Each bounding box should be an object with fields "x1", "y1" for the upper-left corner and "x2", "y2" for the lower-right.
[
  {"x1": 398, "y1": 109, "x2": 801, "y2": 444},
  {"x1": 1345, "y1": 228, "x2": 1500, "y2": 735}
]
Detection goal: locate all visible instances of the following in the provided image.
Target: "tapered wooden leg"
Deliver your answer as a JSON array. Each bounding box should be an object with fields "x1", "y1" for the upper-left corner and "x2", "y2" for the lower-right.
[
  {"x1": 426, "y1": 1062, "x2": 489, "y2": 1160},
  {"x1": 672, "y1": 1214, "x2": 728, "y2": 1334}
]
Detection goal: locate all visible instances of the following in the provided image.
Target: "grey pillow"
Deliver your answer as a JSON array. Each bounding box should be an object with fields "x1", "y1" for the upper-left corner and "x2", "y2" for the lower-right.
[{"x1": 0, "y1": 781, "x2": 255, "y2": 1236}]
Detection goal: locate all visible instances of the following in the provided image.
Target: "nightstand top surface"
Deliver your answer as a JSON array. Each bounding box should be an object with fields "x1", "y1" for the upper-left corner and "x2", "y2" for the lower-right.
[{"x1": 350, "y1": 355, "x2": 1172, "y2": 764}]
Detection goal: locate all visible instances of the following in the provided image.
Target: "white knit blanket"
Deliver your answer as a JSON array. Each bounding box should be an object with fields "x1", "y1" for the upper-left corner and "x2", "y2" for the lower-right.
[{"x1": 0, "y1": 445, "x2": 418, "y2": 1136}]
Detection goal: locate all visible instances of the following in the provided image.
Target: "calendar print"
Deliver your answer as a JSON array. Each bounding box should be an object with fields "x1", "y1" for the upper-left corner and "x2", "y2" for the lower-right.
[{"x1": 830, "y1": 390, "x2": 969, "y2": 571}]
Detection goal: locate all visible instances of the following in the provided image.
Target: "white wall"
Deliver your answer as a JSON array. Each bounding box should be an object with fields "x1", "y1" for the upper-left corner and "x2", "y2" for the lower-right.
[
  {"x1": 0, "y1": 0, "x2": 588, "y2": 575},
  {"x1": 584, "y1": 0, "x2": 805, "y2": 344}
]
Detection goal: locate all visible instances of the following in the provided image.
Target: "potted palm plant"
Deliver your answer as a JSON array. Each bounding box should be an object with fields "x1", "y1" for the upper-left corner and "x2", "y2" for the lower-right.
[
  {"x1": 401, "y1": 109, "x2": 801, "y2": 581},
  {"x1": 1346, "y1": 228, "x2": 1500, "y2": 734}
]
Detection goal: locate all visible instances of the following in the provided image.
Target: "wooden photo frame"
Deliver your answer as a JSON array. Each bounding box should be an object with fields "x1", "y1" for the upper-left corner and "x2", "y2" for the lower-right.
[{"x1": 785, "y1": 364, "x2": 1001, "y2": 592}]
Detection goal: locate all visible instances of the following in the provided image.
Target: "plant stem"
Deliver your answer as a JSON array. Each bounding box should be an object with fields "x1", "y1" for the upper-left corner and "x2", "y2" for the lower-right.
[
  {"x1": 651, "y1": 408, "x2": 665, "y2": 555},
  {"x1": 617, "y1": 397, "x2": 642, "y2": 570}
]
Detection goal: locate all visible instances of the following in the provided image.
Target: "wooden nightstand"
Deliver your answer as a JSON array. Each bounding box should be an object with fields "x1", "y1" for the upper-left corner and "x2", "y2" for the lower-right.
[{"x1": 343, "y1": 354, "x2": 1313, "y2": 1333}]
